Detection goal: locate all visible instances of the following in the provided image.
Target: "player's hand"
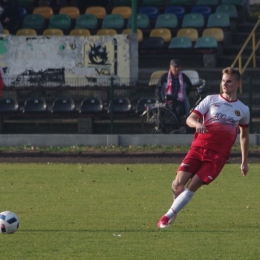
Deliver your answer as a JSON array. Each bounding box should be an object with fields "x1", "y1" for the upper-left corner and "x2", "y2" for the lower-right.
[
  {"x1": 195, "y1": 124, "x2": 208, "y2": 134},
  {"x1": 240, "y1": 162, "x2": 248, "y2": 176}
]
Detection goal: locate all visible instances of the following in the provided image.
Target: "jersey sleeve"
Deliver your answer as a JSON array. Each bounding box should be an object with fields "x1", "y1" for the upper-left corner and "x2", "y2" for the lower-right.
[
  {"x1": 193, "y1": 95, "x2": 211, "y2": 116},
  {"x1": 239, "y1": 105, "x2": 250, "y2": 127}
]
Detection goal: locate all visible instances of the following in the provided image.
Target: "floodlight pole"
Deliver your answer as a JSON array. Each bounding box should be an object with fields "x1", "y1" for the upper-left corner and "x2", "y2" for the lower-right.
[{"x1": 132, "y1": 0, "x2": 137, "y2": 33}]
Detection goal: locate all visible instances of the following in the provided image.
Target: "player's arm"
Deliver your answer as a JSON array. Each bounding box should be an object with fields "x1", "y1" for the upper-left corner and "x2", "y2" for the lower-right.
[
  {"x1": 239, "y1": 126, "x2": 249, "y2": 176},
  {"x1": 186, "y1": 111, "x2": 208, "y2": 134}
]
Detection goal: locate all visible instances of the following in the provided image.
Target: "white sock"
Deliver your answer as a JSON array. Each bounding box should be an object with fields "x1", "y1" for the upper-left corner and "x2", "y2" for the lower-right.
[{"x1": 165, "y1": 188, "x2": 194, "y2": 219}]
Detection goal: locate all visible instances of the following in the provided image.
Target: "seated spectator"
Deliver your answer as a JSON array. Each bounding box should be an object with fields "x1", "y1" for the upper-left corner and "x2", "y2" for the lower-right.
[
  {"x1": 155, "y1": 59, "x2": 192, "y2": 118},
  {"x1": 0, "y1": 0, "x2": 19, "y2": 34}
]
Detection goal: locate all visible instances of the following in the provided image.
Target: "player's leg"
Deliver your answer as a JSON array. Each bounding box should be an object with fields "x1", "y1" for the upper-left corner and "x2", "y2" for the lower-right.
[
  {"x1": 158, "y1": 148, "x2": 203, "y2": 228},
  {"x1": 158, "y1": 171, "x2": 194, "y2": 228}
]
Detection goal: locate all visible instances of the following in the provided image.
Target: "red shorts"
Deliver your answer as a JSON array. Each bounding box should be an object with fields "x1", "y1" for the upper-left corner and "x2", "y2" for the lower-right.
[{"x1": 177, "y1": 146, "x2": 228, "y2": 184}]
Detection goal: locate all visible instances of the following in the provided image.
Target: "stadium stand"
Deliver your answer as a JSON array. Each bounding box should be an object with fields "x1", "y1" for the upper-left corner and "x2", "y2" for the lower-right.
[
  {"x1": 69, "y1": 28, "x2": 91, "y2": 36},
  {"x1": 97, "y1": 28, "x2": 117, "y2": 36},
  {"x1": 0, "y1": 98, "x2": 19, "y2": 113},
  {"x1": 3, "y1": 29, "x2": 10, "y2": 34},
  {"x1": 33, "y1": 7, "x2": 54, "y2": 19},
  {"x1": 207, "y1": 13, "x2": 230, "y2": 28},
  {"x1": 194, "y1": 36, "x2": 218, "y2": 49},
  {"x1": 59, "y1": 6, "x2": 80, "y2": 19},
  {"x1": 141, "y1": 0, "x2": 164, "y2": 6},
  {"x1": 195, "y1": 0, "x2": 219, "y2": 6},
  {"x1": 16, "y1": 28, "x2": 37, "y2": 35},
  {"x1": 216, "y1": 4, "x2": 238, "y2": 19},
  {"x1": 148, "y1": 70, "x2": 167, "y2": 86},
  {"x1": 108, "y1": 97, "x2": 132, "y2": 113},
  {"x1": 75, "y1": 14, "x2": 98, "y2": 29},
  {"x1": 164, "y1": 6, "x2": 186, "y2": 19},
  {"x1": 49, "y1": 14, "x2": 71, "y2": 29},
  {"x1": 155, "y1": 14, "x2": 178, "y2": 29},
  {"x1": 22, "y1": 14, "x2": 45, "y2": 30},
  {"x1": 182, "y1": 13, "x2": 205, "y2": 28},
  {"x1": 150, "y1": 28, "x2": 172, "y2": 42},
  {"x1": 122, "y1": 28, "x2": 143, "y2": 42},
  {"x1": 102, "y1": 14, "x2": 125, "y2": 29},
  {"x1": 23, "y1": 98, "x2": 47, "y2": 113},
  {"x1": 18, "y1": 7, "x2": 27, "y2": 20},
  {"x1": 43, "y1": 28, "x2": 64, "y2": 35},
  {"x1": 127, "y1": 14, "x2": 150, "y2": 29},
  {"x1": 85, "y1": 6, "x2": 107, "y2": 19},
  {"x1": 141, "y1": 37, "x2": 165, "y2": 49},
  {"x1": 191, "y1": 5, "x2": 212, "y2": 18},
  {"x1": 138, "y1": 6, "x2": 159, "y2": 19},
  {"x1": 177, "y1": 28, "x2": 199, "y2": 42},
  {"x1": 135, "y1": 97, "x2": 156, "y2": 113},
  {"x1": 79, "y1": 97, "x2": 104, "y2": 113},
  {"x1": 167, "y1": 0, "x2": 193, "y2": 5},
  {"x1": 202, "y1": 28, "x2": 224, "y2": 42},
  {"x1": 111, "y1": 6, "x2": 132, "y2": 19},
  {"x1": 168, "y1": 36, "x2": 193, "y2": 49},
  {"x1": 51, "y1": 98, "x2": 76, "y2": 113}
]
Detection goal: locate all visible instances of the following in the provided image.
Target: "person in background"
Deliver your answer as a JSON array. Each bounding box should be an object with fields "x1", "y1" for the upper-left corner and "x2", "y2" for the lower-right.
[
  {"x1": 155, "y1": 59, "x2": 192, "y2": 119},
  {"x1": 0, "y1": 0, "x2": 19, "y2": 34},
  {"x1": 157, "y1": 67, "x2": 250, "y2": 229}
]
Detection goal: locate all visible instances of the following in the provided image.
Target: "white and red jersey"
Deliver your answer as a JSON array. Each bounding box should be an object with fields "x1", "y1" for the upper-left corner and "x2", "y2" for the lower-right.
[{"x1": 191, "y1": 94, "x2": 250, "y2": 158}]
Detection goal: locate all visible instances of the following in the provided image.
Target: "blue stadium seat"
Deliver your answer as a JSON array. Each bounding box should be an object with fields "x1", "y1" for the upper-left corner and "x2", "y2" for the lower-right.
[
  {"x1": 164, "y1": 6, "x2": 186, "y2": 19},
  {"x1": 138, "y1": 6, "x2": 159, "y2": 19},
  {"x1": 0, "y1": 98, "x2": 19, "y2": 113},
  {"x1": 136, "y1": 97, "x2": 156, "y2": 113},
  {"x1": 79, "y1": 97, "x2": 103, "y2": 113},
  {"x1": 18, "y1": 7, "x2": 27, "y2": 19},
  {"x1": 108, "y1": 97, "x2": 132, "y2": 113},
  {"x1": 51, "y1": 98, "x2": 75, "y2": 113},
  {"x1": 191, "y1": 6, "x2": 212, "y2": 18},
  {"x1": 23, "y1": 98, "x2": 47, "y2": 113}
]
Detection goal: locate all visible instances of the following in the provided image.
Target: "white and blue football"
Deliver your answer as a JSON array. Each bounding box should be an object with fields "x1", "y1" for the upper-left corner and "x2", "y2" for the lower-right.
[{"x1": 0, "y1": 211, "x2": 20, "y2": 234}]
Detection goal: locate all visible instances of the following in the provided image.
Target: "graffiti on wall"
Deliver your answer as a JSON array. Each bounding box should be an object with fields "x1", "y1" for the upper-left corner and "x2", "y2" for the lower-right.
[{"x1": 0, "y1": 34, "x2": 138, "y2": 87}]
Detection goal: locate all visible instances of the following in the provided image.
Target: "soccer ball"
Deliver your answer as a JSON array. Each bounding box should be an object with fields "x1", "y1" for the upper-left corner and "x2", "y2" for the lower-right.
[{"x1": 0, "y1": 211, "x2": 20, "y2": 234}]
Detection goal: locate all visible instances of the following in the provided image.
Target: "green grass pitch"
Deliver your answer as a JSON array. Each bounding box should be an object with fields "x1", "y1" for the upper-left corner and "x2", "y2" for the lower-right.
[{"x1": 0, "y1": 162, "x2": 260, "y2": 259}]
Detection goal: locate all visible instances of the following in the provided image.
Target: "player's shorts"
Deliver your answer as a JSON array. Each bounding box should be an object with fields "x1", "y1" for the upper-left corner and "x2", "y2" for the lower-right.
[{"x1": 177, "y1": 146, "x2": 228, "y2": 184}]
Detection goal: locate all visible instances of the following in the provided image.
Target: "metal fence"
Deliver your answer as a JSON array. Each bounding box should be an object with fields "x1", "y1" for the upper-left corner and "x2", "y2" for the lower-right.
[{"x1": 0, "y1": 76, "x2": 259, "y2": 134}]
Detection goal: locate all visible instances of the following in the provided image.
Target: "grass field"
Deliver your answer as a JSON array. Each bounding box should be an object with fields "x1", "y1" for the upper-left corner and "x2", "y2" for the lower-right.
[{"x1": 0, "y1": 162, "x2": 260, "y2": 259}]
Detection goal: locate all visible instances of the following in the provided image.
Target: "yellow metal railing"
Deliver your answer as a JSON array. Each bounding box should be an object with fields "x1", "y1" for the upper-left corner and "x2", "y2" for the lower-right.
[{"x1": 231, "y1": 17, "x2": 260, "y2": 93}]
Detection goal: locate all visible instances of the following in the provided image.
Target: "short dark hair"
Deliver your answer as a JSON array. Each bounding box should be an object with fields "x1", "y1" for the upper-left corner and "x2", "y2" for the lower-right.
[
  {"x1": 222, "y1": 67, "x2": 241, "y2": 81},
  {"x1": 170, "y1": 59, "x2": 181, "y2": 67}
]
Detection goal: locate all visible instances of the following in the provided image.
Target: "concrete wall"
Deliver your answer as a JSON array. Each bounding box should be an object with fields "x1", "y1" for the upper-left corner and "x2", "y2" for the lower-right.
[
  {"x1": 0, "y1": 134, "x2": 258, "y2": 147},
  {"x1": 0, "y1": 34, "x2": 138, "y2": 87}
]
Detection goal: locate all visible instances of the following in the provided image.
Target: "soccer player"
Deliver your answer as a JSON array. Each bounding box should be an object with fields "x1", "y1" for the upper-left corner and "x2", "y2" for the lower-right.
[{"x1": 157, "y1": 67, "x2": 250, "y2": 228}]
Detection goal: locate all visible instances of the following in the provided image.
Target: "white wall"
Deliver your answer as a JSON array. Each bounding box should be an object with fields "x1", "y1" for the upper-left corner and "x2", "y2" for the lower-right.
[{"x1": 0, "y1": 34, "x2": 138, "y2": 87}]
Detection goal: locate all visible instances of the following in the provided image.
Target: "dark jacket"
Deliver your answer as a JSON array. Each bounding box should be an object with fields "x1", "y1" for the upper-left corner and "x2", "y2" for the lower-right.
[
  {"x1": 155, "y1": 72, "x2": 192, "y2": 103},
  {"x1": 0, "y1": 0, "x2": 19, "y2": 28}
]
